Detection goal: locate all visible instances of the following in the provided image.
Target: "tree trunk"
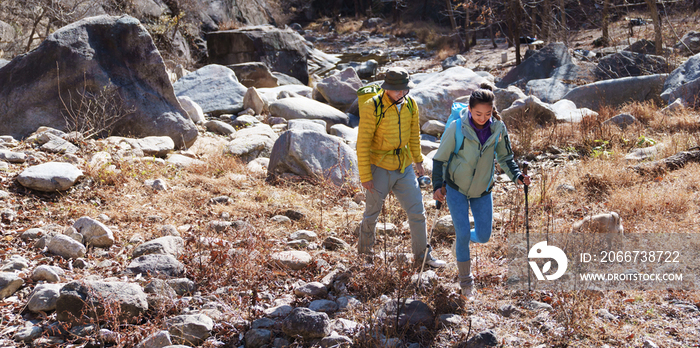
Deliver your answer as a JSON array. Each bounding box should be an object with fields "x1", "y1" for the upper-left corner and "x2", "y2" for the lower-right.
[
  {"x1": 488, "y1": 7, "x2": 497, "y2": 48},
  {"x1": 531, "y1": 0, "x2": 538, "y2": 39},
  {"x1": 559, "y1": 0, "x2": 567, "y2": 44},
  {"x1": 644, "y1": 0, "x2": 663, "y2": 55},
  {"x1": 26, "y1": 9, "x2": 45, "y2": 53},
  {"x1": 446, "y1": 0, "x2": 457, "y2": 30},
  {"x1": 512, "y1": 0, "x2": 522, "y2": 64},
  {"x1": 542, "y1": 0, "x2": 551, "y2": 42},
  {"x1": 464, "y1": 0, "x2": 471, "y2": 51},
  {"x1": 602, "y1": 0, "x2": 610, "y2": 44}
]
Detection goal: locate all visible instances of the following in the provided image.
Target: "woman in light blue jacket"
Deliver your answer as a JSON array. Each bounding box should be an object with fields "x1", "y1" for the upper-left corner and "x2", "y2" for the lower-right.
[{"x1": 432, "y1": 88, "x2": 530, "y2": 299}]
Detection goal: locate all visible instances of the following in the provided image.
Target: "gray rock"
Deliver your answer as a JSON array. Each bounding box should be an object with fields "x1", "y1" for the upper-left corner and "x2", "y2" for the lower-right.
[
  {"x1": 135, "y1": 330, "x2": 172, "y2": 348},
  {"x1": 309, "y1": 299, "x2": 339, "y2": 313},
  {"x1": 17, "y1": 162, "x2": 83, "y2": 192},
  {"x1": 320, "y1": 334, "x2": 353, "y2": 347},
  {"x1": 173, "y1": 64, "x2": 247, "y2": 116},
  {"x1": 167, "y1": 314, "x2": 214, "y2": 346},
  {"x1": 227, "y1": 62, "x2": 278, "y2": 88},
  {"x1": 32, "y1": 265, "x2": 65, "y2": 283},
  {"x1": 439, "y1": 314, "x2": 463, "y2": 327},
  {"x1": 421, "y1": 140, "x2": 440, "y2": 155},
  {"x1": 336, "y1": 296, "x2": 361, "y2": 311},
  {"x1": 322, "y1": 237, "x2": 350, "y2": 251},
  {"x1": 364, "y1": 17, "x2": 383, "y2": 28},
  {"x1": 178, "y1": 96, "x2": 204, "y2": 124},
  {"x1": 596, "y1": 51, "x2": 669, "y2": 80},
  {"x1": 271, "y1": 251, "x2": 312, "y2": 270},
  {"x1": 501, "y1": 96, "x2": 557, "y2": 125},
  {"x1": 252, "y1": 317, "x2": 276, "y2": 329},
  {"x1": 204, "y1": 120, "x2": 236, "y2": 136},
  {"x1": 0, "y1": 16, "x2": 197, "y2": 148},
  {"x1": 132, "y1": 236, "x2": 185, "y2": 258},
  {"x1": 466, "y1": 329, "x2": 498, "y2": 347},
  {"x1": 329, "y1": 124, "x2": 357, "y2": 143},
  {"x1": 294, "y1": 282, "x2": 328, "y2": 298},
  {"x1": 497, "y1": 43, "x2": 572, "y2": 88},
  {"x1": 551, "y1": 99, "x2": 598, "y2": 123},
  {"x1": 166, "y1": 154, "x2": 204, "y2": 168},
  {"x1": 525, "y1": 77, "x2": 575, "y2": 104},
  {"x1": 337, "y1": 60, "x2": 378, "y2": 79},
  {"x1": 207, "y1": 26, "x2": 339, "y2": 85},
  {"x1": 1, "y1": 255, "x2": 30, "y2": 271},
  {"x1": 245, "y1": 328, "x2": 272, "y2": 348},
  {"x1": 243, "y1": 87, "x2": 267, "y2": 115},
  {"x1": 494, "y1": 85, "x2": 527, "y2": 112},
  {"x1": 331, "y1": 318, "x2": 359, "y2": 335},
  {"x1": 421, "y1": 120, "x2": 445, "y2": 137},
  {"x1": 661, "y1": 98, "x2": 685, "y2": 114},
  {"x1": 13, "y1": 324, "x2": 43, "y2": 342},
  {"x1": 258, "y1": 85, "x2": 313, "y2": 103},
  {"x1": 562, "y1": 74, "x2": 667, "y2": 111},
  {"x1": 27, "y1": 283, "x2": 63, "y2": 312},
  {"x1": 270, "y1": 98, "x2": 349, "y2": 132},
  {"x1": 271, "y1": 215, "x2": 291, "y2": 223},
  {"x1": 315, "y1": 68, "x2": 363, "y2": 110},
  {"x1": 40, "y1": 137, "x2": 79, "y2": 154},
  {"x1": 625, "y1": 143, "x2": 665, "y2": 161},
  {"x1": 127, "y1": 254, "x2": 185, "y2": 277},
  {"x1": 442, "y1": 55, "x2": 467, "y2": 70},
  {"x1": 661, "y1": 52, "x2": 700, "y2": 104},
  {"x1": 282, "y1": 307, "x2": 331, "y2": 339},
  {"x1": 143, "y1": 279, "x2": 177, "y2": 298},
  {"x1": 273, "y1": 72, "x2": 305, "y2": 86},
  {"x1": 131, "y1": 136, "x2": 175, "y2": 157},
  {"x1": 73, "y1": 216, "x2": 115, "y2": 248},
  {"x1": 674, "y1": 31, "x2": 700, "y2": 56},
  {"x1": 0, "y1": 150, "x2": 26, "y2": 163},
  {"x1": 166, "y1": 278, "x2": 195, "y2": 296},
  {"x1": 56, "y1": 281, "x2": 148, "y2": 324},
  {"x1": 231, "y1": 115, "x2": 261, "y2": 128},
  {"x1": 48, "y1": 234, "x2": 86, "y2": 259},
  {"x1": 289, "y1": 230, "x2": 318, "y2": 242},
  {"x1": 264, "y1": 304, "x2": 293, "y2": 318},
  {"x1": 643, "y1": 339, "x2": 659, "y2": 348},
  {"x1": 625, "y1": 39, "x2": 663, "y2": 55},
  {"x1": 145, "y1": 178, "x2": 169, "y2": 191},
  {"x1": 411, "y1": 67, "x2": 488, "y2": 125},
  {"x1": 524, "y1": 300, "x2": 554, "y2": 311},
  {"x1": 0, "y1": 272, "x2": 23, "y2": 299},
  {"x1": 378, "y1": 299, "x2": 434, "y2": 327},
  {"x1": 499, "y1": 304, "x2": 520, "y2": 317},
  {"x1": 73, "y1": 258, "x2": 90, "y2": 269},
  {"x1": 268, "y1": 129, "x2": 360, "y2": 188},
  {"x1": 224, "y1": 124, "x2": 278, "y2": 163},
  {"x1": 603, "y1": 113, "x2": 637, "y2": 129},
  {"x1": 288, "y1": 119, "x2": 327, "y2": 133}
]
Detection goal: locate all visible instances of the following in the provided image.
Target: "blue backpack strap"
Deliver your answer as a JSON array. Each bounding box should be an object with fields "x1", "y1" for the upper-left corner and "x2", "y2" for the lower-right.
[{"x1": 453, "y1": 118, "x2": 463, "y2": 156}]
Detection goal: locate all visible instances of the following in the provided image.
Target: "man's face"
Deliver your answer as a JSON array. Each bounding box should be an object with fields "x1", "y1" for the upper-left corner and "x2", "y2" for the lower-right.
[{"x1": 385, "y1": 89, "x2": 409, "y2": 103}]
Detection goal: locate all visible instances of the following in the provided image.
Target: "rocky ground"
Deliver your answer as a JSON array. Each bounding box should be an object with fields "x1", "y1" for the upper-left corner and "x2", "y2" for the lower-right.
[{"x1": 1, "y1": 12, "x2": 700, "y2": 348}]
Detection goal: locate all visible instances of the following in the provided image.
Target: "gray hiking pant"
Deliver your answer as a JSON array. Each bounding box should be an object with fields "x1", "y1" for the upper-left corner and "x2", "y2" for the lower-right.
[{"x1": 358, "y1": 164, "x2": 428, "y2": 258}]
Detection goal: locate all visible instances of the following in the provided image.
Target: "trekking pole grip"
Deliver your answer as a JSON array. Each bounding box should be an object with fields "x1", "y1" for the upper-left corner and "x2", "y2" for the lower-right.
[{"x1": 522, "y1": 161, "x2": 529, "y2": 187}]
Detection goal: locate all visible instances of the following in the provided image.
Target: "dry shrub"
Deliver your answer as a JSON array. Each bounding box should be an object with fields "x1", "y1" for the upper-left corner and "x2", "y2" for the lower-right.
[
  {"x1": 389, "y1": 21, "x2": 458, "y2": 51},
  {"x1": 620, "y1": 100, "x2": 660, "y2": 125},
  {"x1": 335, "y1": 19, "x2": 364, "y2": 34}
]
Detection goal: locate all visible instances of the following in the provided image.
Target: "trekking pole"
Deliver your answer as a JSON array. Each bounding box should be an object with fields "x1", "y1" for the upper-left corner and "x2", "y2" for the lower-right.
[
  {"x1": 523, "y1": 161, "x2": 531, "y2": 292},
  {"x1": 417, "y1": 176, "x2": 437, "y2": 289}
]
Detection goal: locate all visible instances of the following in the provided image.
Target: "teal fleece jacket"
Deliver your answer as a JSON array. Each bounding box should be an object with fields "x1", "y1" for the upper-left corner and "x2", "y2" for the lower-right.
[{"x1": 432, "y1": 117, "x2": 522, "y2": 198}]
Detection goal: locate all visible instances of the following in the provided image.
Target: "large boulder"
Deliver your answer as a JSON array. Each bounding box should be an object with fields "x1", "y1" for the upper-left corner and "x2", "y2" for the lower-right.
[
  {"x1": 562, "y1": 74, "x2": 667, "y2": 111},
  {"x1": 501, "y1": 96, "x2": 557, "y2": 125},
  {"x1": 674, "y1": 31, "x2": 700, "y2": 56},
  {"x1": 494, "y1": 85, "x2": 527, "y2": 111},
  {"x1": 409, "y1": 67, "x2": 488, "y2": 125},
  {"x1": 56, "y1": 281, "x2": 148, "y2": 325},
  {"x1": 0, "y1": 15, "x2": 197, "y2": 148},
  {"x1": 314, "y1": 68, "x2": 363, "y2": 110},
  {"x1": 497, "y1": 42, "x2": 572, "y2": 88},
  {"x1": 269, "y1": 98, "x2": 349, "y2": 132},
  {"x1": 268, "y1": 129, "x2": 360, "y2": 188},
  {"x1": 525, "y1": 78, "x2": 575, "y2": 104},
  {"x1": 227, "y1": 62, "x2": 278, "y2": 88},
  {"x1": 551, "y1": 99, "x2": 598, "y2": 123},
  {"x1": 17, "y1": 162, "x2": 83, "y2": 192},
  {"x1": 173, "y1": 64, "x2": 248, "y2": 116},
  {"x1": 206, "y1": 25, "x2": 339, "y2": 85},
  {"x1": 595, "y1": 51, "x2": 669, "y2": 80},
  {"x1": 660, "y1": 52, "x2": 700, "y2": 105},
  {"x1": 199, "y1": 0, "x2": 274, "y2": 30},
  {"x1": 224, "y1": 124, "x2": 278, "y2": 162}
]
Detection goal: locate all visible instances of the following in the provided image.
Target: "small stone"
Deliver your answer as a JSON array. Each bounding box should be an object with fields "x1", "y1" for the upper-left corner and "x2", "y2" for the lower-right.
[
  {"x1": 0, "y1": 190, "x2": 10, "y2": 199},
  {"x1": 145, "y1": 178, "x2": 168, "y2": 191},
  {"x1": 21, "y1": 228, "x2": 45, "y2": 243},
  {"x1": 439, "y1": 314, "x2": 463, "y2": 327},
  {"x1": 336, "y1": 296, "x2": 361, "y2": 311},
  {"x1": 251, "y1": 318, "x2": 276, "y2": 329},
  {"x1": 135, "y1": 330, "x2": 172, "y2": 348},
  {"x1": 73, "y1": 258, "x2": 89, "y2": 269},
  {"x1": 282, "y1": 307, "x2": 331, "y2": 339},
  {"x1": 97, "y1": 214, "x2": 110, "y2": 222},
  {"x1": 132, "y1": 236, "x2": 185, "y2": 258},
  {"x1": 32, "y1": 265, "x2": 65, "y2": 283},
  {"x1": 127, "y1": 254, "x2": 185, "y2": 277},
  {"x1": 62, "y1": 226, "x2": 83, "y2": 243},
  {"x1": 271, "y1": 251, "x2": 312, "y2": 270},
  {"x1": 272, "y1": 337, "x2": 290, "y2": 348},
  {"x1": 1, "y1": 255, "x2": 30, "y2": 271},
  {"x1": 27, "y1": 283, "x2": 63, "y2": 312},
  {"x1": 643, "y1": 339, "x2": 659, "y2": 348},
  {"x1": 466, "y1": 329, "x2": 498, "y2": 347},
  {"x1": 73, "y1": 216, "x2": 115, "y2": 248},
  {"x1": 210, "y1": 196, "x2": 232, "y2": 204},
  {"x1": 167, "y1": 278, "x2": 196, "y2": 296},
  {"x1": 597, "y1": 308, "x2": 617, "y2": 320},
  {"x1": 48, "y1": 234, "x2": 86, "y2": 259},
  {"x1": 375, "y1": 222, "x2": 397, "y2": 235},
  {"x1": 161, "y1": 225, "x2": 180, "y2": 237},
  {"x1": 331, "y1": 318, "x2": 359, "y2": 335},
  {"x1": 309, "y1": 299, "x2": 338, "y2": 313},
  {"x1": 284, "y1": 209, "x2": 306, "y2": 221},
  {"x1": 320, "y1": 334, "x2": 353, "y2": 347},
  {"x1": 99, "y1": 328, "x2": 120, "y2": 344},
  {"x1": 499, "y1": 304, "x2": 520, "y2": 317},
  {"x1": 0, "y1": 272, "x2": 24, "y2": 299},
  {"x1": 323, "y1": 236, "x2": 350, "y2": 251},
  {"x1": 289, "y1": 230, "x2": 318, "y2": 242},
  {"x1": 166, "y1": 314, "x2": 214, "y2": 346},
  {"x1": 13, "y1": 324, "x2": 43, "y2": 342},
  {"x1": 205, "y1": 120, "x2": 236, "y2": 136},
  {"x1": 271, "y1": 215, "x2": 291, "y2": 223},
  {"x1": 287, "y1": 239, "x2": 309, "y2": 248},
  {"x1": 525, "y1": 300, "x2": 554, "y2": 312},
  {"x1": 294, "y1": 282, "x2": 328, "y2": 298},
  {"x1": 143, "y1": 279, "x2": 177, "y2": 298},
  {"x1": 17, "y1": 162, "x2": 82, "y2": 191}
]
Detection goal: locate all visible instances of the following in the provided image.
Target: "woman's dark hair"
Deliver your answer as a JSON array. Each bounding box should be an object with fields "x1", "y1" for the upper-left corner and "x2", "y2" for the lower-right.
[{"x1": 469, "y1": 84, "x2": 501, "y2": 120}]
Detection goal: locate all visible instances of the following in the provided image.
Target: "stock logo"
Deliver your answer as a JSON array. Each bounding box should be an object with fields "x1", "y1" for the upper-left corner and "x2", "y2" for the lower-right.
[{"x1": 528, "y1": 241, "x2": 568, "y2": 281}]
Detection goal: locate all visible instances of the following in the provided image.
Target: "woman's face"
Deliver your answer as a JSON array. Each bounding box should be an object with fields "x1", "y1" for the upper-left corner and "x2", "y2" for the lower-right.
[
  {"x1": 470, "y1": 103, "x2": 493, "y2": 127},
  {"x1": 386, "y1": 89, "x2": 409, "y2": 103}
]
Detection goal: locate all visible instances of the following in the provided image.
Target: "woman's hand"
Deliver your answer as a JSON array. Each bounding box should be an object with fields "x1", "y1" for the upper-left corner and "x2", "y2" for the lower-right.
[
  {"x1": 362, "y1": 180, "x2": 375, "y2": 192},
  {"x1": 433, "y1": 186, "x2": 446, "y2": 202},
  {"x1": 414, "y1": 162, "x2": 425, "y2": 177},
  {"x1": 518, "y1": 174, "x2": 531, "y2": 186}
]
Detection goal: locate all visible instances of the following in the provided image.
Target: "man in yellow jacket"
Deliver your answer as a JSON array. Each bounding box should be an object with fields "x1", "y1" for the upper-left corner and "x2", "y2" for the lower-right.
[{"x1": 357, "y1": 67, "x2": 446, "y2": 268}]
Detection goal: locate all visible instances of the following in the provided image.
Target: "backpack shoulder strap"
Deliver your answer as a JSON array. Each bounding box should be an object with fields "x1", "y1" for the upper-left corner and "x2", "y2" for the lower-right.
[
  {"x1": 405, "y1": 96, "x2": 417, "y2": 115},
  {"x1": 453, "y1": 118, "x2": 464, "y2": 155},
  {"x1": 372, "y1": 92, "x2": 385, "y2": 126}
]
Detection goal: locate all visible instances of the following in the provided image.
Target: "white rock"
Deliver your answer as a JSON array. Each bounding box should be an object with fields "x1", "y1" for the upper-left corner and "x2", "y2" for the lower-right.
[
  {"x1": 421, "y1": 120, "x2": 446, "y2": 137},
  {"x1": 243, "y1": 87, "x2": 266, "y2": 115},
  {"x1": 27, "y1": 283, "x2": 63, "y2": 312},
  {"x1": 272, "y1": 251, "x2": 312, "y2": 270},
  {"x1": 32, "y1": 265, "x2": 65, "y2": 283},
  {"x1": 289, "y1": 230, "x2": 318, "y2": 242},
  {"x1": 73, "y1": 216, "x2": 115, "y2": 248},
  {"x1": 0, "y1": 272, "x2": 23, "y2": 299},
  {"x1": 167, "y1": 154, "x2": 205, "y2": 168},
  {"x1": 17, "y1": 162, "x2": 83, "y2": 192},
  {"x1": 178, "y1": 96, "x2": 204, "y2": 124},
  {"x1": 48, "y1": 234, "x2": 86, "y2": 259}
]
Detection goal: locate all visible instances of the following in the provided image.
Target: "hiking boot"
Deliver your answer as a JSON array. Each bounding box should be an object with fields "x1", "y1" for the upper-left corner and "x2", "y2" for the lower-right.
[
  {"x1": 416, "y1": 251, "x2": 446, "y2": 268},
  {"x1": 457, "y1": 260, "x2": 475, "y2": 300}
]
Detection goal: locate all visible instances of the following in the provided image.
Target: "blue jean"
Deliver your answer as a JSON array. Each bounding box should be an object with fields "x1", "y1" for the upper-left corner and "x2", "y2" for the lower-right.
[{"x1": 446, "y1": 185, "x2": 493, "y2": 262}]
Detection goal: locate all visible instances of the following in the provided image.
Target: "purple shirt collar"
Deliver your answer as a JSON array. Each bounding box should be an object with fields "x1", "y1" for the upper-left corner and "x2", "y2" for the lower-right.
[{"x1": 467, "y1": 111, "x2": 492, "y2": 145}]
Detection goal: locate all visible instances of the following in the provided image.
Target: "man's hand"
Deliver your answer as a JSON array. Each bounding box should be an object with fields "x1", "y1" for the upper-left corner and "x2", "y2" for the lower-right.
[
  {"x1": 517, "y1": 174, "x2": 532, "y2": 186},
  {"x1": 362, "y1": 180, "x2": 375, "y2": 192},
  {"x1": 415, "y1": 162, "x2": 425, "y2": 177},
  {"x1": 433, "y1": 186, "x2": 446, "y2": 202}
]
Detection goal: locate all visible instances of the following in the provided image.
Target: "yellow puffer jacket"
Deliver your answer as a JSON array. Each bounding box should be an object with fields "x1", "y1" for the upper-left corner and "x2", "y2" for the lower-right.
[{"x1": 356, "y1": 92, "x2": 424, "y2": 183}]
